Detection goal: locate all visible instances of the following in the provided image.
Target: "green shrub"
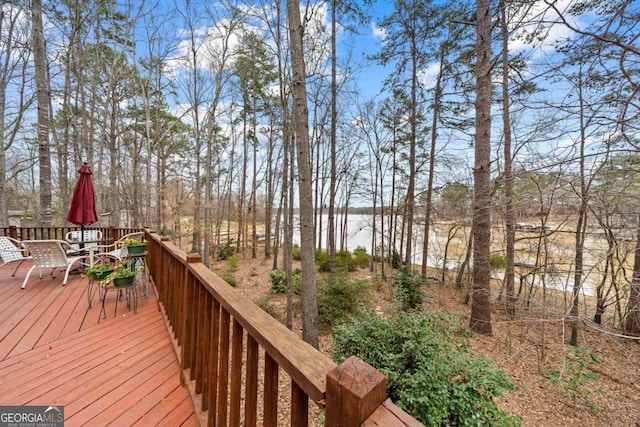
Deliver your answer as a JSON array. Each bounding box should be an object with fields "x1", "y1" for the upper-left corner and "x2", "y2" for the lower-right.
[
  {"x1": 544, "y1": 347, "x2": 601, "y2": 405},
  {"x1": 269, "y1": 269, "x2": 301, "y2": 295},
  {"x1": 256, "y1": 295, "x2": 284, "y2": 323},
  {"x1": 490, "y1": 253, "x2": 507, "y2": 269},
  {"x1": 219, "y1": 240, "x2": 235, "y2": 260},
  {"x1": 318, "y1": 276, "x2": 372, "y2": 327},
  {"x1": 269, "y1": 269, "x2": 287, "y2": 293},
  {"x1": 331, "y1": 311, "x2": 520, "y2": 427},
  {"x1": 226, "y1": 255, "x2": 238, "y2": 271},
  {"x1": 393, "y1": 268, "x2": 425, "y2": 311},
  {"x1": 353, "y1": 246, "x2": 371, "y2": 269},
  {"x1": 292, "y1": 243, "x2": 301, "y2": 260},
  {"x1": 292, "y1": 271, "x2": 302, "y2": 295},
  {"x1": 316, "y1": 249, "x2": 330, "y2": 271},
  {"x1": 391, "y1": 248, "x2": 402, "y2": 269},
  {"x1": 338, "y1": 250, "x2": 357, "y2": 272},
  {"x1": 317, "y1": 249, "x2": 357, "y2": 273},
  {"x1": 220, "y1": 272, "x2": 237, "y2": 287},
  {"x1": 373, "y1": 245, "x2": 384, "y2": 262}
]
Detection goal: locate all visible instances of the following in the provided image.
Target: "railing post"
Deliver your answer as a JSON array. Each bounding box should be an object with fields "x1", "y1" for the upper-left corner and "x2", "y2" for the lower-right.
[
  {"x1": 8, "y1": 226, "x2": 17, "y2": 239},
  {"x1": 325, "y1": 356, "x2": 387, "y2": 427},
  {"x1": 109, "y1": 226, "x2": 119, "y2": 243},
  {"x1": 180, "y1": 252, "x2": 202, "y2": 385}
]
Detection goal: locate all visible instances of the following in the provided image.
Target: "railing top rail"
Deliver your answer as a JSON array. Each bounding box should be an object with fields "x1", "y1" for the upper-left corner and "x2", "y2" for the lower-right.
[{"x1": 191, "y1": 262, "x2": 336, "y2": 403}]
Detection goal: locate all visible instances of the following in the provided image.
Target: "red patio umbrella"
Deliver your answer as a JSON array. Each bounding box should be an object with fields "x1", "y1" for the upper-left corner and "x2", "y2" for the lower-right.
[{"x1": 66, "y1": 162, "x2": 98, "y2": 244}]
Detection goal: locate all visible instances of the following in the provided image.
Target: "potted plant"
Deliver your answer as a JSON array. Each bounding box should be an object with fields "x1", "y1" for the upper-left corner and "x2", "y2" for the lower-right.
[
  {"x1": 84, "y1": 263, "x2": 115, "y2": 281},
  {"x1": 105, "y1": 264, "x2": 139, "y2": 287},
  {"x1": 123, "y1": 236, "x2": 147, "y2": 255}
]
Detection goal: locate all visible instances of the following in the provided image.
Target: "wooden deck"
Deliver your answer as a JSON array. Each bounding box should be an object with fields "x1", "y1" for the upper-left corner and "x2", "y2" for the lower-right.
[{"x1": 0, "y1": 261, "x2": 198, "y2": 426}]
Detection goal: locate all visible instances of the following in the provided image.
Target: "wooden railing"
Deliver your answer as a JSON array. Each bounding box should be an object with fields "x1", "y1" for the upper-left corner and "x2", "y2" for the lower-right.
[
  {"x1": 1, "y1": 225, "x2": 143, "y2": 243},
  {"x1": 0, "y1": 226, "x2": 421, "y2": 425},
  {"x1": 145, "y1": 230, "x2": 423, "y2": 426}
]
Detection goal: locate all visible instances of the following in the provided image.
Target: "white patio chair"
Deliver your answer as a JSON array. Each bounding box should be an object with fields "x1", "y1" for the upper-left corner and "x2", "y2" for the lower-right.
[
  {"x1": 65, "y1": 229, "x2": 103, "y2": 251},
  {"x1": 21, "y1": 240, "x2": 86, "y2": 288},
  {"x1": 0, "y1": 236, "x2": 32, "y2": 276},
  {"x1": 92, "y1": 231, "x2": 144, "y2": 262}
]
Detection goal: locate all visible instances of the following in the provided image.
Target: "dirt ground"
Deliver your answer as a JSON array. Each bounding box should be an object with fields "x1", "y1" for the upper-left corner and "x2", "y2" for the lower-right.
[{"x1": 211, "y1": 252, "x2": 640, "y2": 427}]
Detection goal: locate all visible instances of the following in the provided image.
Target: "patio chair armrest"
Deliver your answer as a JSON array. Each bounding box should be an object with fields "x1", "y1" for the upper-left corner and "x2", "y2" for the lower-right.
[
  {"x1": 59, "y1": 240, "x2": 75, "y2": 251},
  {"x1": 4, "y1": 248, "x2": 26, "y2": 254},
  {"x1": 91, "y1": 243, "x2": 117, "y2": 250},
  {"x1": 4, "y1": 236, "x2": 28, "y2": 252}
]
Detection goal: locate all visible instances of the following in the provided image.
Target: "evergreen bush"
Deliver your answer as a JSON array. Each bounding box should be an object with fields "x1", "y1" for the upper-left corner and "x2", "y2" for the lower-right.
[
  {"x1": 292, "y1": 244, "x2": 301, "y2": 260},
  {"x1": 316, "y1": 249, "x2": 357, "y2": 273},
  {"x1": 269, "y1": 269, "x2": 287, "y2": 293},
  {"x1": 331, "y1": 311, "x2": 520, "y2": 426},
  {"x1": 353, "y1": 246, "x2": 371, "y2": 269},
  {"x1": 393, "y1": 268, "x2": 426, "y2": 311},
  {"x1": 317, "y1": 275, "x2": 372, "y2": 327},
  {"x1": 391, "y1": 248, "x2": 402, "y2": 269},
  {"x1": 256, "y1": 295, "x2": 283, "y2": 323},
  {"x1": 218, "y1": 240, "x2": 235, "y2": 260},
  {"x1": 316, "y1": 249, "x2": 330, "y2": 271},
  {"x1": 220, "y1": 272, "x2": 237, "y2": 287},
  {"x1": 490, "y1": 253, "x2": 507, "y2": 269},
  {"x1": 269, "y1": 269, "x2": 302, "y2": 295}
]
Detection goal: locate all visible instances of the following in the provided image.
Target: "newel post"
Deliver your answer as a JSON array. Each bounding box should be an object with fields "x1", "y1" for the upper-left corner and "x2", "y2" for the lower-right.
[{"x1": 325, "y1": 356, "x2": 387, "y2": 426}]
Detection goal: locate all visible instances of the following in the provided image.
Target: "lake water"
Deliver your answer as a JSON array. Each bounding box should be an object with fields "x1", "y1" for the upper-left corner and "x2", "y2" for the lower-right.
[{"x1": 291, "y1": 213, "x2": 603, "y2": 297}]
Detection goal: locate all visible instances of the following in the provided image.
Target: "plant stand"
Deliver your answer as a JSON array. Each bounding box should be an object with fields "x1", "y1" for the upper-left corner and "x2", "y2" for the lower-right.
[
  {"x1": 87, "y1": 269, "x2": 114, "y2": 309},
  {"x1": 98, "y1": 277, "x2": 138, "y2": 323}
]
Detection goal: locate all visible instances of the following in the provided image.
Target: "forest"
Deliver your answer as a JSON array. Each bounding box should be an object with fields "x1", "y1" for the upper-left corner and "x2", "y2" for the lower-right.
[{"x1": 1, "y1": 0, "x2": 640, "y2": 424}]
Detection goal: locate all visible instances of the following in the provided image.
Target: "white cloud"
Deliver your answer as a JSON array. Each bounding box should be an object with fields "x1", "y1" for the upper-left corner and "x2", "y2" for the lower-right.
[
  {"x1": 417, "y1": 62, "x2": 441, "y2": 90},
  {"x1": 371, "y1": 22, "x2": 386, "y2": 42},
  {"x1": 508, "y1": 0, "x2": 588, "y2": 57}
]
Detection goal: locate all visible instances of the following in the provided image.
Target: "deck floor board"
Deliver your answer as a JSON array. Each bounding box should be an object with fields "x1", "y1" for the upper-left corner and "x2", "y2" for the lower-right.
[{"x1": 0, "y1": 261, "x2": 196, "y2": 426}]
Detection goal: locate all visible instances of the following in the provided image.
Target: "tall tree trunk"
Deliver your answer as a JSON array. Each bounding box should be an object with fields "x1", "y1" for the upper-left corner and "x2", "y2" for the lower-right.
[
  {"x1": 285, "y1": 133, "x2": 294, "y2": 329},
  {"x1": 239, "y1": 102, "x2": 248, "y2": 256},
  {"x1": 501, "y1": 1, "x2": 516, "y2": 318},
  {"x1": 32, "y1": 0, "x2": 52, "y2": 226},
  {"x1": 0, "y1": 6, "x2": 13, "y2": 226},
  {"x1": 328, "y1": 0, "x2": 337, "y2": 273},
  {"x1": 264, "y1": 127, "x2": 275, "y2": 259},
  {"x1": 624, "y1": 215, "x2": 640, "y2": 336},
  {"x1": 570, "y1": 72, "x2": 588, "y2": 347},
  {"x1": 273, "y1": 0, "x2": 287, "y2": 270},
  {"x1": 404, "y1": 37, "x2": 417, "y2": 268},
  {"x1": 252, "y1": 105, "x2": 258, "y2": 259},
  {"x1": 108, "y1": 93, "x2": 119, "y2": 226},
  {"x1": 470, "y1": 0, "x2": 493, "y2": 335},
  {"x1": 287, "y1": 0, "x2": 319, "y2": 348},
  {"x1": 389, "y1": 129, "x2": 398, "y2": 265},
  {"x1": 421, "y1": 44, "x2": 444, "y2": 276},
  {"x1": 203, "y1": 121, "x2": 214, "y2": 267},
  {"x1": 379, "y1": 157, "x2": 386, "y2": 279}
]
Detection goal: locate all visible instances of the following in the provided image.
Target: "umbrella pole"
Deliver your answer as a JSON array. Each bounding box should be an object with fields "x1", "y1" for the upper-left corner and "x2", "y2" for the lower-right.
[{"x1": 80, "y1": 225, "x2": 85, "y2": 249}]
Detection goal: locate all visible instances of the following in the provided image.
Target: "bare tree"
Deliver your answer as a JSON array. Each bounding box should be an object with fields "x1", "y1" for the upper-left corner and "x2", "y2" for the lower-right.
[
  {"x1": 287, "y1": 0, "x2": 318, "y2": 347},
  {"x1": 0, "y1": 5, "x2": 34, "y2": 225},
  {"x1": 500, "y1": 0, "x2": 516, "y2": 318},
  {"x1": 32, "y1": 0, "x2": 52, "y2": 226}
]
